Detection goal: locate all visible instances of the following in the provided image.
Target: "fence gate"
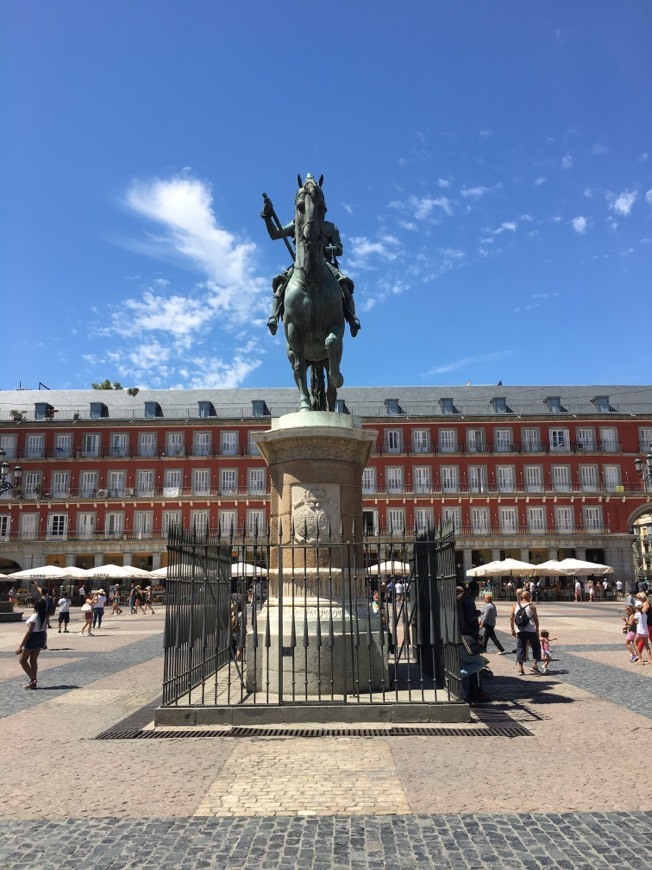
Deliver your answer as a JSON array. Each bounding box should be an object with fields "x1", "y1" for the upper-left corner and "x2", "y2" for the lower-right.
[{"x1": 161, "y1": 525, "x2": 465, "y2": 722}]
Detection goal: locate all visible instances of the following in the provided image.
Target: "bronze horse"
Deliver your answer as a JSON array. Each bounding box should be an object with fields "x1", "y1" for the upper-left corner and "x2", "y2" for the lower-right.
[{"x1": 283, "y1": 175, "x2": 345, "y2": 412}]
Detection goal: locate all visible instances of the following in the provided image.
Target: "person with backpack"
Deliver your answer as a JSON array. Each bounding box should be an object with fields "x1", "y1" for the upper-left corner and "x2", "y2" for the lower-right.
[{"x1": 510, "y1": 589, "x2": 542, "y2": 675}]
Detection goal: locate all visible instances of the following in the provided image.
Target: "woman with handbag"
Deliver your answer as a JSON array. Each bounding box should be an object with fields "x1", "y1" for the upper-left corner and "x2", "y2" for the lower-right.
[
  {"x1": 510, "y1": 590, "x2": 542, "y2": 675},
  {"x1": 16, "y1": 598, "x2": 48, "y2": 689}
]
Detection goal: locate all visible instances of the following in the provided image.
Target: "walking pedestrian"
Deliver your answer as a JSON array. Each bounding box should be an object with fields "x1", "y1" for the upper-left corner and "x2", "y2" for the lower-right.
[
  {"x1": 539, "y1": 629, "x2": 557, "y2": 673},
  {"x1": 142, "y1": 586, "x2": 155, "y2": 614},
  {"x1": 622, "y1": 606, "x2": 639, "y2": 662},
  {"x1": 633, "y1": 598, "x2": 651, "y2": 663},
  {"x1": 16, "y1": 598, "x2": 48, "y2": 689},
  {"x1": 133, "y1": 586, "x2": 146, "y2": 615},
  {"x1": 78, "y1": 585, "x2": 86, "y2": 606},
  {"x1": 43, "y1": 589, "x2": 56, "y2": 628},
  {"x1": 92, "y1": 589, "x2": 107, "y2": 629},
  {"x1": 479, "y1": 593, "x2": 505, "y2": 654},
  {"x1": 80, "y1": 596, "x2": 94, "y2": 636},
  {"x1": 615, "y1": 579, "x2": 623, "y2": 599},
  {"x1": 574, "y1": 579, "x2": 582, "y2": 603},
  {"x1": 111, "y1": 584, "x2": 123, "y2": 615},
  {"x1": 57, "y1": 592, "x2": 71, "y2": 633},
  {"x1": 510, "y1": 590, "x2": 542, "y2": 675}
]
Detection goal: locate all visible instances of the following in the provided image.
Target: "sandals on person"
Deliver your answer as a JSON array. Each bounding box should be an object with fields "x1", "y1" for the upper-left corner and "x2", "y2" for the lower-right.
[{"x1": 528, "y1": 667, "x2": 541, "y2": 674}]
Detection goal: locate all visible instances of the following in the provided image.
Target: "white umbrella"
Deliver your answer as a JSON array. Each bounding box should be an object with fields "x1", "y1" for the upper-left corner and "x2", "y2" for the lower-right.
[
  {"x1": 556, "y1": 558, "x2": 614, "y2": 576},
  {"x1": 9, "y1": 565, "x2": 69, "y2": 581},
  {"x1": 467, "y1": 558, "x2": 535, "y2": 578},
  {"x1": 367, "y1": 560, "x2": 412, "y2": 576},
  {"x1": 530, "y1": 560, "x2": 569, "y2": 577},
  {"x1": 59, "y1": 565, "x2": 91, "y2": 580},
  {"x1": 230, "y1": 561, "x2": 266, "y2": 578},
  {"x1": 84, "y1": 564, "x2": 153, "y2": 580}
]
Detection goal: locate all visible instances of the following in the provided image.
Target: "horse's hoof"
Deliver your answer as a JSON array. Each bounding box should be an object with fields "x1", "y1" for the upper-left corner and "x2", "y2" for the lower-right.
[
  {"x1": 350, "y1": 319, "x2": 361, "y2": 337},
  {"x1": 267, "y1": 317, "x2": 278, "y2": 335}
]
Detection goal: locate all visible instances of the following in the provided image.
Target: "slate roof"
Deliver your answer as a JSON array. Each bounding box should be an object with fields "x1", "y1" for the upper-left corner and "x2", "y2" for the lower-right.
[{"x1": 2, "y1": 385, "x2": 652, "y2": 422}]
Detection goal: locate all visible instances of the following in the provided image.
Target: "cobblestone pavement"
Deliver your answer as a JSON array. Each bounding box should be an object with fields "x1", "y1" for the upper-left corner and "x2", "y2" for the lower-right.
[{"x1": 0, "y1": 601, "x2": 650, "y2": 868}]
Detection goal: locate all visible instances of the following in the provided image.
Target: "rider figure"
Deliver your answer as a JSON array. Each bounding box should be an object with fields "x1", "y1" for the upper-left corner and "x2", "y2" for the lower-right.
[{"x1": 260, "y1": 175, "x2": 361, "y2": 338}]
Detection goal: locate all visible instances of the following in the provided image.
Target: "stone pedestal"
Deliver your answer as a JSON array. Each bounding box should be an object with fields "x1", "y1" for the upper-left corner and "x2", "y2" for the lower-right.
[{"x1": 249, "y1": 412, "x2": 384, "y2": 693}]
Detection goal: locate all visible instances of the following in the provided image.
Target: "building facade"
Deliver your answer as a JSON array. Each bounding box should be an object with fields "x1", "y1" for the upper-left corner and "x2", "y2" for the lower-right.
[{"x1": 2, "y1": 385, "x2": 651, "y2": 584}]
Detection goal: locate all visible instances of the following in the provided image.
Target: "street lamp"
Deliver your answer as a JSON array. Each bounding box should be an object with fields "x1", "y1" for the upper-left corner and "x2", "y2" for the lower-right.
[
  {"x1": 634, "y1": 454, "x2": 652, "y2": 487},
  {"x1": 0, "y1": 449, "x2": 22, "y2": 495}
]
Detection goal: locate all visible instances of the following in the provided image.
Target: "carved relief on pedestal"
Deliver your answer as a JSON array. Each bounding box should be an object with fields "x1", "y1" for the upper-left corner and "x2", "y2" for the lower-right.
[{"x1": 291, "y1": 484, "x2": 340, "y2": 544}]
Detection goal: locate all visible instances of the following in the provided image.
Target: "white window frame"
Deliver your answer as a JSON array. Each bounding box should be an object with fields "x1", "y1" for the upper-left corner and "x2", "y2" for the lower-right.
[
  {"x1": 496, "y1": 465, "x2": 515, "y2": 493},
  {"x1": 471, "y1": 507, "x2": 489, "y2": 534},
  {"x1": 440, "y1": 466, "x2": 459, "y2": 493},
  {"x1": 192, "y1": 469, "x2": 211, "y2": 496},
  {"x1": 527, "y1": 507, "x2": 546, "y2": 534},
  {"x1": 26, "y1": 434, "x2": 44, "y2": 459},
  {"x1": 219, "y1": 468, "x2": 237, "y2": 495},
  {"x1": 579, "y1": 465, "x2": 599, "y2": 492},
  {"x1": 468, "y1": 466, "x2": 487, "y2": 493},
  {"x1": 190, "y1": 510, "x2": 209, "y2": 537},
  {"x1": 248, "y1": 468, "x2": 266, "y2": 495},
  {"x1": 221, "y1": 431, "x2": 238, "y2": 456},
  {"x1": 163, "y1": 511, "x2": 182, "y2": 535},
  {"x1": 415, "y1": 507, "x2": 434, "y2": 534},
  {"x1": 555, "y1": 506, "x2": 574, "y2": 533},
  {"x1": 79, "y1": 471, "x2": 98, "y2": 498},
  {"x1": 246, "y1": 509, "x2": 266, "y2": 536},
  {"x1": 524, "y1": 465, "x2": 543, "y2": 493},
  {"x1": 362, "y1": 467, "x2": 376, "y2": 494},
  {"x1": 248, "y1": 432, "x2": 261, "y2": 456},
  {"x1": 51, "y1": 471, "x2": 70, "y2": 498},
  {"x1": 138, "y1": 432, "x2": 157, "y2": 457},
  {"x1": 166, "y1": 432, "x2": 185, "y2": 457},
  {"x1": 552, "y1": 465, "x2": 571, "y2": 493},
  {"x1": 600, "y1": 427, "x2": 618, "y2": 452},
  {"x1": 386, "y1": 467, "x2": 404, "y2": 493},
  {"x1": 639, "y1": 428, "x2": 652, "y2": 452},
  {"x1": 134, "y1": 511, "x2": 154, "y2": 538},
  {"x1": 0, "y1": 515, "x2": 10, "y2": 540},
  {"x1": 81, "y1": 433, "x2": 100, "y2": 458},
  {"x1": 603, "y1": 465, "x2": 621, "y2": 492},
  {"x1": 465, "y1": 429, "x2": 485, "y2": 453},
  {"x1": 494, "y1": 428, "x2": 513, "y2": 453},
  {"x1": 219, "y1": 510, "x2": 237, "y2": 537},
  {"x1": 163, "y1": 468, "x2": 182, "y2": 496},
  {"x1": 136, "y1": 470, "x2": 155, "y2": 497},
  {"x1": 442, "y1": 507, "x2": 461, "y2": 533},
  {"x1": 23, "y1": 471, "x2": 42, "y2": 498},
  {"x1": 193, "y1": 432, "x2": 211, "y2": 457},
  {"x1": 576, "y1": 428, "x2": 596, "y2": 451},
  {"x1": 413, "y1": 466, "x2": 431, "y2": 493},
  {"x1": 20, "y1": 514, "x2": 38, "y2": 539},
  {"x1": 387, "y1": 507, "x2": 405, "y2": 534},
  {"x1": 362, "y1": 509, "x2": 378, "y2": 535},
  {"x1": 55, "y1": 434, "x2": 73, "y2": 458},
  {"x1": 110, "y1": 433, "x2": 129, "y2": 458},
  {"x1": 47, "y1": 513, "x2": 68, "y2": 540},
  {"x1": 521, "y1": 428, "x2": 541, "y2": 453},
  {"x1": 412, "y1": 429, "x2": 430, "y2": 454},
  {"x1": 77, "y1": 512, "x2": 96, "y2": 539},
  {"x1": 438, "y1": 429, "x2": 457, "y2": 454},
  {"x1": 105, "y1": 512, "x2": 124, "y2": 538},
  {"x1": 0, "y1": 434, "x2": 17, "y2": 459},
  {"x1": 500, "y1": 507, "x2": 518, "y2": 534},
  {"x1": 549, "y1": 428, "x2": 570, "y2": 452},
  {"x1": 385, "y1": 429, "x2": 403, "y2": 454},
  {"x1": 583, "y1": 506, "x2": 603, "y2": 532}
]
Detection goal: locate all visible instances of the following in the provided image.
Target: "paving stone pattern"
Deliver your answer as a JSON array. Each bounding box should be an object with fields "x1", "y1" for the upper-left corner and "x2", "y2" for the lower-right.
[
  {"x1": 1, "y1": 813, "x2": 649, "y2": 869},
  {"x1": 0, "y1": 602, "x2": 650, "y2": 869}
]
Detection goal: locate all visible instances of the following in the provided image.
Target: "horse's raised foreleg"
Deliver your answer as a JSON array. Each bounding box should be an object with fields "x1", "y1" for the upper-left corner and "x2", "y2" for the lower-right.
[{"x1": 324, "y1": 329, "x2": 344, "y2": 390}]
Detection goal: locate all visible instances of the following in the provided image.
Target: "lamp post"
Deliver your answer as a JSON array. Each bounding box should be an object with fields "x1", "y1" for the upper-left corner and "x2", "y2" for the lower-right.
[
  {"x1": 634, "y1": 453, "x2": 652, "y2": 488},
  {"x1": 0, "y1": 451, "x2": 24, "y2": 621},
  {"x1": 0, "y1": 449, "x2": 23, "y2": 495}
]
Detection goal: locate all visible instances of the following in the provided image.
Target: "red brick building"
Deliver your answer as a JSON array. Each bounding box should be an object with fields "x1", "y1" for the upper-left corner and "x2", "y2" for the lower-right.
[{"x1": 1, "y1": 385, "x2": 651, "y2": 584}]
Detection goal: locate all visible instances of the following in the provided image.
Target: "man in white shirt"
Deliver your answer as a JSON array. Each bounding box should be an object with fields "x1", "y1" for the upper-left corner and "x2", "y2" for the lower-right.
[{"x1": 57, "y1": 593, "x2": 71, "y2": 633}]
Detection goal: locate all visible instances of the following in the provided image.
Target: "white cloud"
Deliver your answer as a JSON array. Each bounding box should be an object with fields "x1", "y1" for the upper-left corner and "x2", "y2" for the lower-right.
[
  {"x1": 646, "y1": 188, "x2": 652, "y2": 206},
  {"x1": 571, "y1": 216, "x2": 588, "y2": 234},
  {"x1": 492, "y1": 221, "x2": 517, "y2": 235},
  {"x1": 534, "y1": 176, "x2": 547, "y2": 186},
  {"x1": 608, "y1": 189, "x2": 638, "y2": 216},
  {"x1": 349, "y1": 234, "x2": 402, "y2": 269},
  {"x1": 438, "y1": 178, "x2": 451, "y2": 188},
  {"x1": 426, "y1": 351, "x2": 505, "y2": 376},
  {"x1": 389, "y1": 194, "x2": 453, "y2": 220},
  {"x1": 584, "y1": 188, "x2": 594, "y2": 198},
  {"x1": 460, "y1": 185, "x2": 491, "y2": 199},
  {"x1": 562, "y1": 153, "x2": 573, "y2": 169}
]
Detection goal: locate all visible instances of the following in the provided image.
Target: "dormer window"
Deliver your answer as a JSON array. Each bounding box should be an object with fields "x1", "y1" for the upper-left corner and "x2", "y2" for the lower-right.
[
  {"x1": 439, "y1": 397, "x2": 458, "y2": 415},
  {"x1": 144, "y1": 401, "x2": 163, "y2": 419},
  {"x1": 491, "y1": 397, "x2": 512, "y2": 414},
  {"x1": 34, "y1": 402, "x2": 55, "y2": 420},
  {"x1": 545, "y1": 396, "x2": 567, "y2": 414},
  {"x1": 384, "y1": 398, "x2": 404, "y2": 416},
  {"x1": 334, "y1": 399, "x2": 349, "y2": 414},
  {"x1": 198, "y1": 401, "x2": 216, "y2": 418},
  {"x1": 592, "y1": 395, "x2": 613, "y2": 413},
  {"x1": 90, "y1": 402, "x2": 109, "y2": 419},
  {"x1": 252, "y1": 400, "x2": 269, "y2": 418}
]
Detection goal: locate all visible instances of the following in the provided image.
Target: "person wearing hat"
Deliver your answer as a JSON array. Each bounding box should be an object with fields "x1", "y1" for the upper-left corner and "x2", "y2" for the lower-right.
[
  {"x1": 634, "y1": 594, "x2": 651, "y2": 661},
  {"x1": 633, "y1": 597, "x2": 651, "y2": 663},
  {"x1": 92, "y1": 588, "x2": 107, "y2": 630}
]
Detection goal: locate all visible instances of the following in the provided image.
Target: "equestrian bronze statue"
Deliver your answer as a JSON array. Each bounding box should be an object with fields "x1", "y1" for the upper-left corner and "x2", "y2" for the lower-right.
[{"x1": 260, "y1": 174, "x2": 361, "y2": 412}]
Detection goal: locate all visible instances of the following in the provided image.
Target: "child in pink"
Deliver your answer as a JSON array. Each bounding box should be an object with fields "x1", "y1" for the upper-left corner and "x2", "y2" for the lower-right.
[{"x1": 539, "y1": 629, "x2": 557, "y2": 673}]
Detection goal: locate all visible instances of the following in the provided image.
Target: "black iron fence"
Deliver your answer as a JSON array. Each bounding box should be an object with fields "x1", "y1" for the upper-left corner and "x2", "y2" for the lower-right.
[{"x1": 162, "y1": 524, "x2": 463, "y2": 709}]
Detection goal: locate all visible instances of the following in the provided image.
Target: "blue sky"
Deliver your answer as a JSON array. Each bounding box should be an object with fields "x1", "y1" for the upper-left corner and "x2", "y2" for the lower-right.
[{"x1": 3, "y1": 1, "x2": 652, "y2": 392}]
